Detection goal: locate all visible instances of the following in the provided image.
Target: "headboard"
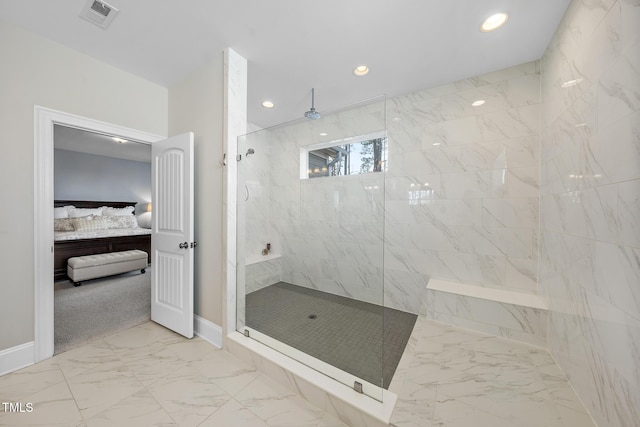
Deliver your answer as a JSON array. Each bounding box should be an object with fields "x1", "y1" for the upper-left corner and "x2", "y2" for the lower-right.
[{"x1": 54, "y1": 200, "x2": 139, "y2": 209}]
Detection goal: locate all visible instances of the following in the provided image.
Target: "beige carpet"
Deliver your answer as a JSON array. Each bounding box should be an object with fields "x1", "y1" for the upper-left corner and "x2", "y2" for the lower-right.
[{"x1": 54, "y1": 269, "x2": 151, "y2": 354}]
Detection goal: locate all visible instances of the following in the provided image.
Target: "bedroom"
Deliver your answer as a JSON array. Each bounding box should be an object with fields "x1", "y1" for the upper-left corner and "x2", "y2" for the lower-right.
[{"x1": 53, "y1": 124, "x2": 153, "y2": 353}]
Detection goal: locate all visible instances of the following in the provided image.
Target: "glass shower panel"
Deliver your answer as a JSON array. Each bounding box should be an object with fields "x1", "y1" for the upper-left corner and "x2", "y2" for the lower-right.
[{"x1": 237, "y1": 96, "x2": 386, "y2": 401}]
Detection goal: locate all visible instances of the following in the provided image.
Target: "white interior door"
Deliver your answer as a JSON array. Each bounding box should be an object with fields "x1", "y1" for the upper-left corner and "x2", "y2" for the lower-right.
[{"x1": 151, "y1": 132, "x2": 194, "y2": 338}]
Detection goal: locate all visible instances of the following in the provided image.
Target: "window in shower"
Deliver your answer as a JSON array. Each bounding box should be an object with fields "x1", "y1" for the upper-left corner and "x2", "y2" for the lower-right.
[{"x1": 300, "y1": 131, "x2": 387, "y2": 179}]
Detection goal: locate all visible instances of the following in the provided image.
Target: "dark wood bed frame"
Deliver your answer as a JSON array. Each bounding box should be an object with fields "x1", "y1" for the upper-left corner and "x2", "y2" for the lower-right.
[{"x1": 54, "y1": 200, "x2": 151, "y2": 281}]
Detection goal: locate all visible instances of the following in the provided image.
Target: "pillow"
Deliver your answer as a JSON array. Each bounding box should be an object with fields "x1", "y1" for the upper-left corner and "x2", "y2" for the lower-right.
[
  {"x1": 137, "y1": 212, "x2": 152, "y2": 229},
  {"x1": 70, "y1": 216, "x2": 108, "y2": 231},
  {"x1": 102, "y1": 206, "x2": 135, "y2": 216},
  {"x1": 103, "y1": 215, "x2": 138, "y2": 229},
  {"x1": 69, "y1": 207, "x2": 103, "y2": 217},
  {"x1": 54, "y1": 218, "x2": 75, "y2": 231},
  {"x1": 54, "y1": 205, "x2": 74, "y2": 219}
]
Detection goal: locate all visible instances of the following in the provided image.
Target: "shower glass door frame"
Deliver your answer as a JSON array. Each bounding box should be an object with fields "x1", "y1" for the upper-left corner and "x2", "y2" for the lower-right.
[{"x1": 236, "y1": 97, "x2": 387, "y2": 401}]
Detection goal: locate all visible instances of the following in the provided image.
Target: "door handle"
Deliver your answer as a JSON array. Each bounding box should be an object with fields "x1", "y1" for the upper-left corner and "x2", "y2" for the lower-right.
[{"x1": 179, "y1": 242, "x2": 188, "y2": 249}]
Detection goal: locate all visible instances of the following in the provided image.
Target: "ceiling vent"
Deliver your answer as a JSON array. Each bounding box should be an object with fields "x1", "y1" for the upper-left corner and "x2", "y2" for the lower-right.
[{"x1": 79, "y1": 0, "x2": 119, "y2": 29}]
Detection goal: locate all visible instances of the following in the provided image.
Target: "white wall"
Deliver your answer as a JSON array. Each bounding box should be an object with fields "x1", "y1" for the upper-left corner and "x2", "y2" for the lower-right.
[
  {"x1": 540, "y1": 0, "x2": 640, "y2": 425},
  {"x1": 0, "y1": 21, "x2": 167, "y2": 352},
  {"x1": 168, "y1": 54, "x2": 225, "y2": 326}
]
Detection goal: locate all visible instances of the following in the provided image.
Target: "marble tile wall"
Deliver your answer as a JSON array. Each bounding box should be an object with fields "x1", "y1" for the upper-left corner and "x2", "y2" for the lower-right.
[
  {"x1": 240, "y1": 65, "x2": 542, "y2": 315},
  {"x1": 239, "y1": 124, "x2": 274, "y2": 259},
  {"x1": 384, "y1": 61, "x2": 542, "y2": 312},
  {"x1": 539, "y1": 0, "x2": 640, "y2": 426},
  {"x1": 246, "y1": 257, "x2": 282, "y2": 294},
  {"x1": 267, "y1": 101, "x2": 387, "y2": 307},
  {"x1": 237, "y1": 123, "x2": 279, "y2": 321}
]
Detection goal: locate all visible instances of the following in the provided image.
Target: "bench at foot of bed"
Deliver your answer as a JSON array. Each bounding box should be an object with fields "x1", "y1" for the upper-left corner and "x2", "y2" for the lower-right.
[{"x1": 67, "y1": 250, "x2": 148, "y2": 286}]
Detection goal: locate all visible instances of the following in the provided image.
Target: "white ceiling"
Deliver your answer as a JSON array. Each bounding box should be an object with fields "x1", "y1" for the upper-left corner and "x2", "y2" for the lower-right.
[
  {"x1": 54, "y1": 125, "x2": 151, "y2": 163},
  {"x1": 0, "y1": 0, "x2": 570, "y2": 128}
]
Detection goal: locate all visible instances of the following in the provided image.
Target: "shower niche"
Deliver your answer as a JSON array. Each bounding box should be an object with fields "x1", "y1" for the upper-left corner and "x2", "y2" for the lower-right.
[{"x1": 236, "y1": 95, "x2": 416, "y2": 402}]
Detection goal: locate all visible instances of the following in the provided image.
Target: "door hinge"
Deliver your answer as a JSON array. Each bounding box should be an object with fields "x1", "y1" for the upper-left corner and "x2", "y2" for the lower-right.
[
  {"x1": 236, "y1": 154, "x2": 242, "y2": 161},
  {"x1": 190, "y1": 241, "x2": 198, "y2": 248}
]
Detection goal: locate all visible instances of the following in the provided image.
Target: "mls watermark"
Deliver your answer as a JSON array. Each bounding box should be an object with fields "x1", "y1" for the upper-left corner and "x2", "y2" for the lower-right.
[{"x1": 1, "y1": 402, "x2": 34, "y2": 413}]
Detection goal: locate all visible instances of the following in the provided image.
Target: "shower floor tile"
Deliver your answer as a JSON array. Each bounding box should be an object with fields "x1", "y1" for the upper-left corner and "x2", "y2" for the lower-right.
[{"x1": 246, "y1": 282, "x2": 417, "y2": 389}]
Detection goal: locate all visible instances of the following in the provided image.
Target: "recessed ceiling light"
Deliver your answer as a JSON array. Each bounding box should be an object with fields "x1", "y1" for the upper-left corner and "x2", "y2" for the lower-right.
[
  {"x1": 433, "y1": 142, "x2": 441, "y2": 146},
  {"x1": 112, "y1": 137, "x2": 127, "y2": 143},
  {"x1": 391, "y1": 117, "x2": 402, "y2": 122},
  {"x1": 472, "y1": 99, "x2": 486, "y2": 107},
  {"x1": 353, "y1": 65, "x2": 370, "y2": 77},
  {"x1": 481, "y1": 13, "x2": 509, "y2": 32},
  {"x1": 261, "y1": 100, "x2": 274, "y2": 108},
  {"x1": 320, "y1": 132, "x2": 328, "y2": 136}
]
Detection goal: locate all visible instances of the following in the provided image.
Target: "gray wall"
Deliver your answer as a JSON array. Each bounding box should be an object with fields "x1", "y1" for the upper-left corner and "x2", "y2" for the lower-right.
[{"x1": 54, "y1": 149, "x2": 151, "y2": 215}]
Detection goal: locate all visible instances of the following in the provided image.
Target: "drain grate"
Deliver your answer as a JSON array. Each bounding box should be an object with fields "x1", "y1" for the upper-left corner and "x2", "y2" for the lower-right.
[{"x1": 308, "y1": 314, "x2": 317, "y2": 319}]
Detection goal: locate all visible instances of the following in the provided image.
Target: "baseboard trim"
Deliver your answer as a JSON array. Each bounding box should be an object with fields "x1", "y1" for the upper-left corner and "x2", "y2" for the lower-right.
[
  {"x1": 0, "y1": 341, "x2": 35, "y2": 376},
  {"x1": 194, "y1": 315, "x2": 222, "y2": 349}
]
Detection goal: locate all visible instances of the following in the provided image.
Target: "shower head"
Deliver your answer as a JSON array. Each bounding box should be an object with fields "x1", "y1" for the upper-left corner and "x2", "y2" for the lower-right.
[
  {"x1": 304, "y1": 88, "x2": 321, "y2": 120},
  {"x1": 304, "y1": 108, "x2": 321, "y2": 120},
  {"x1": 246, "y1": 148, "x2": 255, "y2": 156}
]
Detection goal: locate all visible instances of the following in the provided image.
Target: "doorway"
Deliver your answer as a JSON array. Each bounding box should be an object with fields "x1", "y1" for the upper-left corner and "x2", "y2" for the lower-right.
[
  {"x1": 34, "y1": 106, "x2": 164, "y2": 362},
  {"x1": 53, "y1": 124, "x2": 153, "y2": 353}
]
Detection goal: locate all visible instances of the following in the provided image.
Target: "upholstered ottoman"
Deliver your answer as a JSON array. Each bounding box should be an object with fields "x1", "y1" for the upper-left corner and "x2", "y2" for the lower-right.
[{"x1": 67, "y1": 250, "x2": 148, "y2": 286}]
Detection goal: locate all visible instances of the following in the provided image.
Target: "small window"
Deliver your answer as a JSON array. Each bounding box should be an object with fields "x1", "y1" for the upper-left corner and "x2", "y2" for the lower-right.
[{"x1": 300, "y1": 132, "x2": 387, "y2": 179}]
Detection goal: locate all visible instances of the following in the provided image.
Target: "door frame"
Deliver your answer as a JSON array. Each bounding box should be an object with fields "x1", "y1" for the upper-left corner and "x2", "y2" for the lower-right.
[{"x1": 34, "y1": 106, "x2": 164, "y2": 362}]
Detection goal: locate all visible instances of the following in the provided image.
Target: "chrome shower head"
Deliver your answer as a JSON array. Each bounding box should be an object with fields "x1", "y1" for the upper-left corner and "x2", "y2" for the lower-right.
[
  {"x1": 304, "y1": 88, "x2": 321, "y2": 120},
  {"x1": 304, "y1": 108, "x2": 321, "y2": 120}
]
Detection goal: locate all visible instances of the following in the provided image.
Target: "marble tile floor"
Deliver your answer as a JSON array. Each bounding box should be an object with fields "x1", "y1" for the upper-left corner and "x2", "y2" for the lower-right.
[
  {"x1": 0, "y1": 322, "x2": 347, "y2": 427},
  {"x1": 389, "y1": 317, "x2": 597, "y2": 427},
  {"x1": 0, "y1": 318, "x2": 597, "y2": 427}
]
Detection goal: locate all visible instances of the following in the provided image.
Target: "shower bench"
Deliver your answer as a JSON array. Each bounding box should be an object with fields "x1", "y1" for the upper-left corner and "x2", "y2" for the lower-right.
[{"x1": 425, "y1": 279, "x2": 549, "y2": 347}]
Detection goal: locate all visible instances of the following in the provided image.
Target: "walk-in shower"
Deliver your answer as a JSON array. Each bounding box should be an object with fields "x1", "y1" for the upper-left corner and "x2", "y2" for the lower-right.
[{"x1": 236, "y1": 96, "x2": 417, "y2": 401}]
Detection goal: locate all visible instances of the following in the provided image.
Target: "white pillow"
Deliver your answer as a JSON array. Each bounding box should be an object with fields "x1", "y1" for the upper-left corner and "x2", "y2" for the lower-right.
[
  {"x1": 103, "y1": 215, "x2": 138, "y2": 229},
  {"x1": 137, "y1": 212, "x2": 152, "y2": 229},
  {"x1": 54, "y1": 205, "x2": 74, "y2": 219},
  {"x1": 68, "y1": 207, "x2": 103, "y2": 217},
  {"x1": 102, "y1": 206, "x2": 135, "y2": 216}
]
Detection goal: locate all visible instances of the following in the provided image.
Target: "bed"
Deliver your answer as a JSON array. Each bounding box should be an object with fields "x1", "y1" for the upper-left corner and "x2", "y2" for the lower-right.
[{"x1": 53, "y1": 200, "x2": 151, "y2": 281}]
